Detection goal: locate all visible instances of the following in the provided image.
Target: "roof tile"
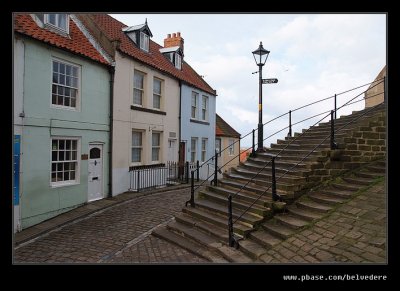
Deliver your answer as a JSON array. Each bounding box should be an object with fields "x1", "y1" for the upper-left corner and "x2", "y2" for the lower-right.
[
  {"x1": 216, "y1": 114, "x2": 240, "y2": 138},
  {"x1": 88, "y1": 14, "x2": 216, "y2": 95},
  {"x1": 14, "y1": 14, "x2": 110, "y2": 66}
]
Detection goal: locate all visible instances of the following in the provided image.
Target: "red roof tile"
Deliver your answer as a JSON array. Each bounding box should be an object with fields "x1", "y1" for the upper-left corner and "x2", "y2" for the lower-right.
[
  {"x1": 216, "y1": 114, "x2": 240, "y2": 138},
  {"x1": 14, "y1": 14, "x2": 110, "y2": 66},
  {"x1": 88, "y1": 14, "x2": 216, "y2": 95}
]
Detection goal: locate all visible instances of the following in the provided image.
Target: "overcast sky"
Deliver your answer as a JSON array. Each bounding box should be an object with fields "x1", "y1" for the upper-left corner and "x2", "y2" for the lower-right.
[{"x1": 110, "y1": 14, "x2": 386, "y2": 147}]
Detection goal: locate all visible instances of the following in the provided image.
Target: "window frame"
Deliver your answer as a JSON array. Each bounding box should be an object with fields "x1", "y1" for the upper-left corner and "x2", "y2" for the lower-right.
[
  {"x1": 131, "y1": 131, "x2": 143, "y2": 164},
  {"x1": 190, "y1": 137, "x2": 198, "y2": 162},
  {"x1": 228, "y1": 138, "x2": 235, "y2": 156},
  {"x1": 50, "y1": 136, "x2": 80, "y2": 188},
  {"x1": 44, "y1": 14, "x2": 69, "y2": 34},
  {"x1": 152, "y1": 132, "x2": 161, "y2": 162},
  {"x1": 133, "y1": 70, "x2": 145, "y2": 106},
  {"x1": 140, "y1": 32, "x2": 150, "y2": 52},
  {"x1": 51, "y1": 58, "x2": 80, "y2": 111},
  {"x1": 191, "y1": 92, "x2": 198, "y2": 119},
  {"x1": 175, "y1": 53, "x2": 182, "y2": 70},
  {"x1": 153, "y1": 77, "x2": 162, "y2": 110},
  {"x1": 215, "y1": 138, "x2": 222, "y2": 157},
  {"x1": 201, "y1": 95, "x2": 208, "y2": 121},
  {"x1": 201, "y1": 138, "x2": 207, "y2": 162}
]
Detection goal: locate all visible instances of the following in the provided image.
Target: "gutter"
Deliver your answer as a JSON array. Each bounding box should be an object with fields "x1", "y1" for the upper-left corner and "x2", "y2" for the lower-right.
[{"x1": 108, "y1": 66, "x2": 115, "y2": 198}]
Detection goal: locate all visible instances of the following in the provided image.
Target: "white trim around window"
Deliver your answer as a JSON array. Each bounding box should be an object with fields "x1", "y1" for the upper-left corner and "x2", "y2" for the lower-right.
[
  {"x1": 132, "y1": 130, "x2": 143, "y2": 164},
  {"x1": 153, "y1": 77, "x2": 162, "y2": 110},
  {"x1": 191, "y1": 92, "x2": 198, "y2": 119},
  {"x1": 152, "y1": 132, "x2": 161, "y2": 162},
  {"x1": 50, "y1": 136, "x2": 80, "y2": 188},
  {"x1": 44, "y1": 14, "x2": 69, "y2": 34},
  {"x1": 51, "y1": 58, "x2": 81, "y2": 111},
  {"x1": 201, "y1": 138, "x2": 207, "y2": 162},
  {"x1": 133, "y1": 70, "x2": 145, "y2": 106},
  {"x1": 201, "y1": 95, "x2": 208, "y2": 121},
  {"x1": 140, "y1": 32, "x2": 149, "y2": 52}
]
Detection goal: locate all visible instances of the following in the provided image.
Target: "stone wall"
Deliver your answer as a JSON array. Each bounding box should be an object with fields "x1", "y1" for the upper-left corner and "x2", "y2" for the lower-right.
[
  {"x1": 307, "y1": 109, "x2": 386, "y2": 185},
  {"x1": 365, "y1": 66, "x2": 386, "y2": 108}
]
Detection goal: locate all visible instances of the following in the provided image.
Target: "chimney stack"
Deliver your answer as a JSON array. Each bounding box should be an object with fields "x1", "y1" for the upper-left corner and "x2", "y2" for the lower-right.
[{"x1": 164, "y1": 31, "x2": 184, "y2": 54}]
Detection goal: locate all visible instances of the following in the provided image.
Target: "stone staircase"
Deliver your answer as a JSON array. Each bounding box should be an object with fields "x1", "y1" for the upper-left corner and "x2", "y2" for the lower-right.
[
  {"x1": 152, "y1": 103, "x2": 386, "y2": 262},
  {"x1": 238, "y1": 159, "x2": 385, "y2": 261}
]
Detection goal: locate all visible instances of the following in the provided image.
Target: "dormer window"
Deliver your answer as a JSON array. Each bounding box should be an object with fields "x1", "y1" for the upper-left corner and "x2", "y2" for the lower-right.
[
  {"x1": 33, "y1": 13, "x2": 69, "y2": 35},
  {"x1": 140, "y1": 32, "x2": 149, "y2": 52},
  {"x1": 175, "y1": 54, "x2": 182, "y2": 70},
  {"x1": 159, "y1": 46, "x2": 183, "y2": 70},
  {"x1": 122, "y1": 20, "x2": 153, "y2": 53}
]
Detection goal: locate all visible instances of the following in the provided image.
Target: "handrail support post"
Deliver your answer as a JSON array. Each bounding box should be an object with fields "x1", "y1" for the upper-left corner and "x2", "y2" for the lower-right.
[{"x1": 330, "y1": 110, "x2": 338, "y2": 150}]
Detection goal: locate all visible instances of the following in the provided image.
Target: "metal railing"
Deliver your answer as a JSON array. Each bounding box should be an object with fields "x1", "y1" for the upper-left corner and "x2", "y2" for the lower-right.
[
  {"x1": 185, "y1": 75, "x2": 386, "y2": 247},
  {"x1": 226, "y1": 78, "x2": 386, "y2": 247},
  {"x1": 129, "y1": 160, "x2": 199, "y2": 192}
]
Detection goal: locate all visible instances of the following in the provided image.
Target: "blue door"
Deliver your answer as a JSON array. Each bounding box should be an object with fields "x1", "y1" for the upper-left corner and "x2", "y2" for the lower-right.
[{"x1": 14, "y1": 135, "x2": 20, "y2": 206}]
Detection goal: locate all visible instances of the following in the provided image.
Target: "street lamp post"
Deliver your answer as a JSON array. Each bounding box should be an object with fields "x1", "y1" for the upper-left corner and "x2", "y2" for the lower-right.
[{"x1": 252, "y1": 42, "x2": 270, "y2": 151}]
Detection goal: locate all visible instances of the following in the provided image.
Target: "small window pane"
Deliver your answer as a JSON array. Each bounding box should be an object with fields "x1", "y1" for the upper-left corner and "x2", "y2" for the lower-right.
[
  {"x1": 72, "y1": 67, "x2": 78, "y2": 76},
  {"x1": 71, "y1": 99, "x2": 76, "y2": 107},
  {"x1": 90, "y1": 148, "x2": 101, "y2": 159},
  {"x1": 66, "y1": 76, "x2": 71, "y2": 87},
  {"x1": 153, "y1": 94, "x2": 160, "y2": 109},
  {"x1": 66, "y1": 65, "x2": 71, "y2": 76},
  {"x1": 59, "y1": 63, "x2": 65, "y2": 74},
  {"x1": 53, "y1": 73, "x2": 58, "y2": 83}
]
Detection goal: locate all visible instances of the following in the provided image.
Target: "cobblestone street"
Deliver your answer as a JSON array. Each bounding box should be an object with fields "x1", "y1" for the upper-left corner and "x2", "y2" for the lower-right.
[
  {"x1": 259, "y1": 182, "x2": 386, "y2": 263},
  {"x1": 14, "y1": 181, "x2": 386, "y2": 264},
  {"x1": 14, "y1": 188, "x2": 207, "y2": 263}
]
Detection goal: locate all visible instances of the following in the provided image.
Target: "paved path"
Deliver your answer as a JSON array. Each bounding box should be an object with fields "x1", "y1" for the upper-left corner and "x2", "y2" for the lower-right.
[
  {"x1": 14, "y1": 181, "x2": 386, "y2": 264},
  {"x1": 259, "y1": 181, "x2": 386, "y2": 263},
  {"x1": 14, "y1": 188, "x2": 207, "y2": 263}
]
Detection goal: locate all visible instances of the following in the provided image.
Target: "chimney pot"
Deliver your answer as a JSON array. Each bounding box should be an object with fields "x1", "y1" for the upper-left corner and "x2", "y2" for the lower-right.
[
  {"x1": 177, "y1": 32, "x2": 181, "y2": 37},
  {"x1": 167, "y1": 34, "x2": 171, "y2": 38},
  {"x1": 172, "y1": 33, "x2": 176, "y2": 38}
]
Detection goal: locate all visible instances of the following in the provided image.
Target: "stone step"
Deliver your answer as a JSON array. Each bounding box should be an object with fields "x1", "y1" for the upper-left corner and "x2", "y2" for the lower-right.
[
  {"x1": 296, "y1": 200, "x2": 333, "y2": 213},
  {"x1": 224, "y1": 172, "x2": 302, "y2": 193},
  {"x1": 262, "y1": 221, "x2": 295, "y2": 240},
  {"x1": 342, "y1": 176, "x2": 373, "y2": 186},
  {"x1": 219, "y1": 179, "x2": 290, "y2": 199},
  {"x1": 365, "y1": 165, "x2": 386, "y2": 173},
  {"x1": 277, "y1": 138, "x2": 331, "y2": 146},
  {"x1": 207, "y1": 185, "x2": 270, "y2": 208},
  {"x1": 195, "y1": 199, "x2": 263, "y2": 227},
  {"x1": 175, "y1": 213, "x2": 229, "y2": 242},
  {"x1": 232, "y1": 167, "x2": 307, "y2": 185},
  {"x1": 242, "y1": 162, "x2": 312, "y2": 177},
  {"x1": 167, "y1": 221, "x2": 221, "y2": 248},
  {"x1": 152, "y1": 227, "x2": 228, "y2": 263},
  {"x1": 354, "y1": 171, "x2": 384, "y2": 179},
  {"x1": 319, "y1": 188, "x2": 353, "y2": 199},
  {"x1": 238, "y1": 239, "x2": 267, "y2": 260},
  {"x1": 252, "y1": 153, "x2": 319, "y2": 165},
  {"x1": 217, "y1": 245, "x2": 254, "y2": 263},
  {"x1": 286, "y1": 133, "x2": 347, "y2": 143},
  {"x1": 243, "y1": 158, "x2": 310, "y2": 171},
  {"x1": 249, "y1": 229, "x2": 282, "y2": 249},
  {"x1": 271, "y1": 143, "x2": 330, "y2": 151},
  {"x1": 199, "y1": 190, "x2": 271, "y2": 217},
  {"x1": 263, "y1": 148, "x2": 324, "y2": 157},
  {"x1": 287, "y1": 205, "x2": 325, "y2": 221},
  {"x1": 182, "y1": 206, "x2": 252, "y2": 237},
  {"x1": 274, "y1": 213, "x2": 309, "y2": 229},
  {"x1": 309, "y1": 193, "x2": 347, "y2": 205},
  {"x1": 331, "y1": 182, "x2": 362, "y2": 192}
]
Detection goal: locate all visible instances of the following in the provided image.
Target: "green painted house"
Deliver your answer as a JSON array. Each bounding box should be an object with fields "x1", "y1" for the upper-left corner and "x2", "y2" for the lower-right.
[{"x1": 13, "y1": 13, "x2": 113, "y2": 231}]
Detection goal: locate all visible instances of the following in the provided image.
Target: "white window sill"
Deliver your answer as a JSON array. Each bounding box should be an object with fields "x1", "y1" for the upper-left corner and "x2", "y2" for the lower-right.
[
  {"x1": 51, "y1": 105, "x2": 79, "y2": 112},
  {"x1": 50, "y1": 181, "x2": 80, "y2": 188}
]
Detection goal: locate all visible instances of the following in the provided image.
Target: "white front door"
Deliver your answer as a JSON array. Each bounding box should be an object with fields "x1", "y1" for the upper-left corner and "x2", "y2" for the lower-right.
[
  {"x1": 88, "y1": 144, "x2": 103, "y2": 202},
  {"x1": 167, "y1": 139, "x2": 177, "y2": 162}
]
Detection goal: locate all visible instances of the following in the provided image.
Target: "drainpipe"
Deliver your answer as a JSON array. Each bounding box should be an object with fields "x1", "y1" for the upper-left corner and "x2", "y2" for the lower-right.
[
  {"x1": 178, "y1": 80, "x2": 182, "y2": 163},
  {"x1": 108, "y1": 66, "x2": 115, "y2": 198}
]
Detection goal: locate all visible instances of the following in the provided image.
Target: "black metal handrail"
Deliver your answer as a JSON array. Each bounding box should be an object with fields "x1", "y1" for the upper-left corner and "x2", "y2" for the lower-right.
[
  {"x1": 227, "y1": 79, "x2": 385, "y2": 247},
  {"x1": 186, "y1": 77, "x2": 385, "y2": 208}
]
